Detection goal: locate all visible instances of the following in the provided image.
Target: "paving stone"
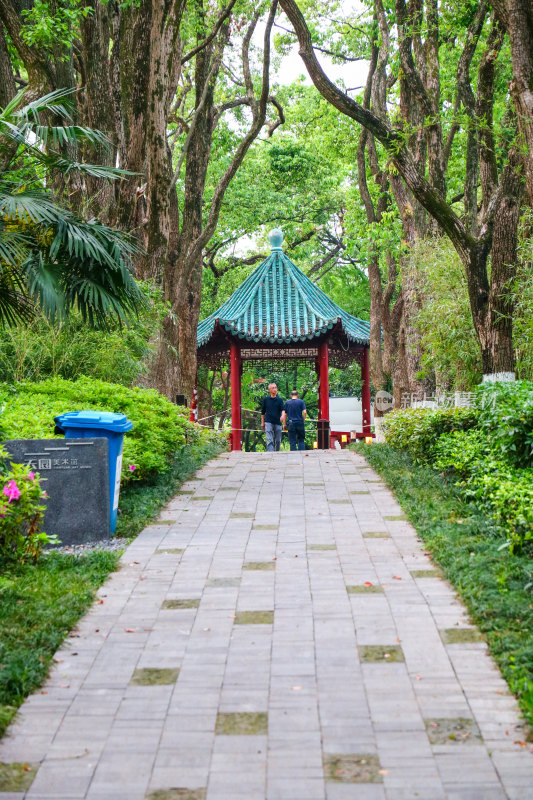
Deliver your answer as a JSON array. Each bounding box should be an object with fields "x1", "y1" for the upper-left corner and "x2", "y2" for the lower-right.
[
  {"x1": 205, "y1": 578, "x2": 240, "y2": 588},
  {"x1": 243, "y1": 561, "x2": 276, "y2": 571}
]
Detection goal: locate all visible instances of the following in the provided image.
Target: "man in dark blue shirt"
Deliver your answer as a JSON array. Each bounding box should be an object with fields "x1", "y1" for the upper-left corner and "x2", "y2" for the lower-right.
[
  {"x1": 261, "y1": 383, "x2": 284, "y2": 452},
  {"x1": 282, "y1": 390, "x2": 307, "y2": 451}
]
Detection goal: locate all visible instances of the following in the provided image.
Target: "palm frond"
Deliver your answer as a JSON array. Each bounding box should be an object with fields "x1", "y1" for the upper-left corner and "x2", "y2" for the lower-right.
[
  {"x1": 39, "y1": 154, "x2": 132, "y2": 181},
  {"x1": 0, "y1": 229, "x2": 31, "y2": 268},
  {"x1": 21, "y1": 252, "x2": 64, "y2": 321},
  {"x1": 7, "y1": 87, "x2": 77, "y2": 125},
  {"x1": 30, "y1": 124, "x2": 112, "y2": 151},
  {"x1": 0, "y1": 267, "x2": 33, "y2": 326},
  {"x1": 0, "y1": 187, "x2": 64, "y2": 226}
]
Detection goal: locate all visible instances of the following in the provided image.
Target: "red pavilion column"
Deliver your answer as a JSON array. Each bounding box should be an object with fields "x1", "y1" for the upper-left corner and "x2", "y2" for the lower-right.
[
  {"x1": 362, "y1": 345, "x2": 371, "y2": 437},
  {"x1": 318, "y1": 340, "x2": 330, "y2": 421},
  {"x1": 230, "y1": 341, "x2": 242, "y2": 451}
]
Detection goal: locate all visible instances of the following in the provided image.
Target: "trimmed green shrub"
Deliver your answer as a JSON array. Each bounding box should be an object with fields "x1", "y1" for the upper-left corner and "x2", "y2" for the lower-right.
[
  {"x1": 382, "y1": 407, "x2": 477, "y2": 464},
  {"x1": 476, "y1": 381, "x2": 533, "y2": 468},
  {"x1": 0, "y1": 377, "x2": 227, "y2": 486},
  {"x1": 382, "y1": 395, "x2": 533, "y2": 553},
  {"x1": 432, "y1": 428, "x2": 490, "y2": 478}
]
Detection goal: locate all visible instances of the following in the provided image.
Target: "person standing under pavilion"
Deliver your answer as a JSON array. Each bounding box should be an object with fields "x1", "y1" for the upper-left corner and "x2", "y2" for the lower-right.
[
  {"x1": 282, "y1": 389, "x2": 307, "y2": 451},
  {"x1": 261, "y1": 382, "x2": 284, "y2": 452}
]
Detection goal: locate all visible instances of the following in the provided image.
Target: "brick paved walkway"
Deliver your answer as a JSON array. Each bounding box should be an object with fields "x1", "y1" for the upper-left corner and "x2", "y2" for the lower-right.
[{"x1": 1, "y1": 450, "x2": 532, "y2": 800}]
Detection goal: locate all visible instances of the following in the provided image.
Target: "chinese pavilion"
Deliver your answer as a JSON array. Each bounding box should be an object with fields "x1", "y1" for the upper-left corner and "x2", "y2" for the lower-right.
[{"x1": 196, "y1": 229, "x2": 371, "y2": 450}]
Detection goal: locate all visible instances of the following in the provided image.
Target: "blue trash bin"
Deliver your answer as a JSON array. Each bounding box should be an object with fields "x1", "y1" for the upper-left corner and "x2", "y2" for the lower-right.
[{"x1": 54, "y1": 410, "x2": 133, "y2": 534}]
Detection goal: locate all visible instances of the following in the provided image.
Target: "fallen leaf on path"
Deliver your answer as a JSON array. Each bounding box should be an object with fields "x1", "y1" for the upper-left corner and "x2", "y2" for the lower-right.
[
  {"x1": 124, "y1": 628, "x2": 136, "y2": 633},
  {"x1": 364, "y1": 581, "x2": 373, "y2": 586}
]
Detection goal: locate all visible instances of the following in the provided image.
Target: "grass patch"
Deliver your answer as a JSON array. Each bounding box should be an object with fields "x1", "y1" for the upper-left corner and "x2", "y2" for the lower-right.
[
  {"x1": 353, "y1": 442, "x2": 533, "y2": 730},
  {"x1": 116, "y1": 440, "x2": 227, "y2": 538},
  {"x1": 0, "y1": 550, "x2": 119, "y2": 738}
]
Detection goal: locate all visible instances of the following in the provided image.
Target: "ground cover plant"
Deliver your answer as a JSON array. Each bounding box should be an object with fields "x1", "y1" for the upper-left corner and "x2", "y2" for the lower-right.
[
  {"x1": 355, "y1": 442, "x2": 533, "y2": 730},
  {"x1": 0, "y1": 550, "x2": 120, "y2": 738}
]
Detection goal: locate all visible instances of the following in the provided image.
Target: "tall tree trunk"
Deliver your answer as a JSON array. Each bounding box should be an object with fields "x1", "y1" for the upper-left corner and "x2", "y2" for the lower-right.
[
  {"x1": 0, "y1": 23, "x2": 15, "y2": 108},
  {"x1": 80, "y1": 1, "x2": 117, "y2": 218},
  {"x1": 492, "y1": 0, "x2": 533, "y2": 206}
]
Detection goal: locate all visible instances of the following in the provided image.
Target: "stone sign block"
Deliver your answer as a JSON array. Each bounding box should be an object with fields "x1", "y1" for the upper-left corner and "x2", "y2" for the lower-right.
[{"x1": 4, "y1": 438, "x2": 110, "y2": 545}]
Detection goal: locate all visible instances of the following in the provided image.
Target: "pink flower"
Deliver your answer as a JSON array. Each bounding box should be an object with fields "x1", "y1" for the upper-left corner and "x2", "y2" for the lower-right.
[
  {"x1": 128, "y1": 464, "x2": 137, "y2": 472},
  {"x1": 27, "y1": 472, "x2": 36, "y2": 481},
  {"x1": 3, "y1": 480, "x2": 21, "y2": 503}
]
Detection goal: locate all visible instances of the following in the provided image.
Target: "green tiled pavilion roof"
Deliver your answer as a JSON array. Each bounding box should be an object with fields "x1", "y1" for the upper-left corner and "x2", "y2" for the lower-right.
[{"x1": 197, "y1": 243, "x2": 370, "y2": 348}]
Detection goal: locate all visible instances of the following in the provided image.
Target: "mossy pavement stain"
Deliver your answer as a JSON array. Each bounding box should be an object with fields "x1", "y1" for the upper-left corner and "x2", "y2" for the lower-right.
[
  {"x1": 161, "y1": 599, "x2": 200, "y2": 610},
  {"x1": 323, "y1": 753, "x2": 383, "y2": 783},
  {"x1": 215, "y1": 712, "x2": 268, "y2": 735},
  {"x1": 358, "y1": 645, "x2": 405, "y2": 663},
  {"x1": 0, "y1": 762, "x2": 39, "y2": 792},
  {"x1": 308, "y1": 544, "x2": 337, "y2": 551},
  {"x1": 347, "y1": 584, "x2": 384, "y2": 594},
  {"x1": 234, "y1": 610, "x2": 274, "y2": 625},
  {"x1": 130, "y1": 668, "x2": 180, "y2": 686},
  {"x1": 425, "y1": 717, "x2": 483, "y2": 744},
  {"x1": 146, "y1": 789, "x2": 206, "y2": 800},
  {"x1": 410, "y1": 568, "x2": 443, "y2": 578},
  {"x1": 206, "y1": 577, "x2": 241, "y2": 588},
  {"x1": 441, "y1": 627, "x2": 485, "y2": 644}
]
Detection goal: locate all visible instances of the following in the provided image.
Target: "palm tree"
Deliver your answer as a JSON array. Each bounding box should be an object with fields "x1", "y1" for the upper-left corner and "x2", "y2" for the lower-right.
[{"x1": 0, "y1": 88, "x2": 144, "y2": 327}]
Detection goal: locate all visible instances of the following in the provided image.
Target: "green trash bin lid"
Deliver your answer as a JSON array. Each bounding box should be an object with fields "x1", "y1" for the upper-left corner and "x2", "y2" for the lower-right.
[{"x1": 55, "y1": 410, "x2": 133, "y2": 433}]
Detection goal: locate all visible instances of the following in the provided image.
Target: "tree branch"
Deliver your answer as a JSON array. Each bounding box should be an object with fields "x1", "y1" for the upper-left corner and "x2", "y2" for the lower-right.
[
  {"x1": 278, "y1": 0, "x2": 475, "y2": 264},
  {"x1": 182, "y1": 0, "x2": 238, "y2": 65}
]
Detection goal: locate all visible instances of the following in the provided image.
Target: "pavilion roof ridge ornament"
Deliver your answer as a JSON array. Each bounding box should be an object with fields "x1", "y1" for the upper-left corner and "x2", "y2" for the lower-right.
[{"x1": 196, "y1": 229, "x2": 370, "y2": 349}]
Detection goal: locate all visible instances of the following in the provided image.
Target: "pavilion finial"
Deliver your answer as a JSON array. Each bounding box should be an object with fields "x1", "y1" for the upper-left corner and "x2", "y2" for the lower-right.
[{"x1": 268, "y1": 228, "x2": 284, "y2": 250}]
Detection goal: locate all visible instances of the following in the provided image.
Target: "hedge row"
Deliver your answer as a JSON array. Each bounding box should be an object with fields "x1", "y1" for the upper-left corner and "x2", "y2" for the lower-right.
[
  {"x1": 0, "y1": 377, "x2": 227, "y2": 487},
  {"x1": 382, "y1": 381, "x2": 533, "y2": 553}
]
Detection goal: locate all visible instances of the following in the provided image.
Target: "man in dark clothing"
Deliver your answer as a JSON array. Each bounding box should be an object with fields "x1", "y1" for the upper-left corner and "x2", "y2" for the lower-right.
[
  {"x1": 261, "y1": 383, "x2": 284, "y2": 452},
  {"x1": 282, "y1": 390, "x2": 307, "y2": 451}
]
